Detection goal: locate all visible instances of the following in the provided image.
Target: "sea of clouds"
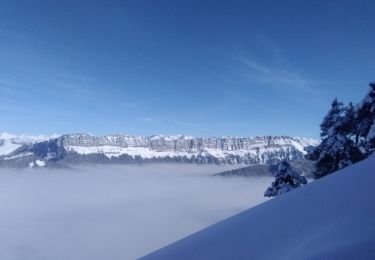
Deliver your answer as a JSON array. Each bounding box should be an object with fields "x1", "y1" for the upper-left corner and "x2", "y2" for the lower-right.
[{"x1": 0, "y1": 164, "x2": 271, "y2": 259}]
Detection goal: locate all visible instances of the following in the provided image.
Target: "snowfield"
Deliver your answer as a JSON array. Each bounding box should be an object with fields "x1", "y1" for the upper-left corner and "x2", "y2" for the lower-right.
[
  {"x1": 0, "y1": 164, "x2": 271, "y2": 260},
  {"x1": 142, "y1": 156, "x2": 375, "y2": 260}
]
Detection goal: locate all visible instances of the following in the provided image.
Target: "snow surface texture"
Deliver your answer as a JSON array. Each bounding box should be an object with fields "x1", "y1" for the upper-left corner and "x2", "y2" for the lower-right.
[
  {"x1": 0, "y1": 133, "x2": 60, "y2": 156},
  {"x1": 0, "y1": 138, "x2": 21, "y2": 156},
  {"x1": 142, "y1": 155, "x2": 375, "y2": 260},
  {"x1": 0, "y1": 164, "x2": 271, "y2": 260}
]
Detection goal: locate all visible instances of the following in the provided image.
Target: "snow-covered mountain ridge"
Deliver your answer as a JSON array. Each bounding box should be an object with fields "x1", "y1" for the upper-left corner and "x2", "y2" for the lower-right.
[
  {"x1": 0, "y1": 133, "x2": 60, "y2": 156},
  {"x1": 0, "y1": 133, "x2": 319, "y2": 167}
]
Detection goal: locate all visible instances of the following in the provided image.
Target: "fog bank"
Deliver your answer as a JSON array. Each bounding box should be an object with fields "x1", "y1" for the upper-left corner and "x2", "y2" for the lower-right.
[{"x1": 0, "y1": 164, "x2": 271, "y2": 259}]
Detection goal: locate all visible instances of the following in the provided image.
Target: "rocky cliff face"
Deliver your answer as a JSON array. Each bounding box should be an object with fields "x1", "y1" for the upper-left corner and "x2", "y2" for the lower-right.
[
  {"x1": 63, "y1": 134, "x2": 316, "y2": 152},
  {"x1": 0, "y1": 133, "x2": 319, "y2": 168}
]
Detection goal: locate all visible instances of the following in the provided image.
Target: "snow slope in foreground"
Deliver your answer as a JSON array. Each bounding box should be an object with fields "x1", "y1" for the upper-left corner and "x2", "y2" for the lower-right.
[{"x1": 142, "y1": 156, "x2": 375, "y2": 260}]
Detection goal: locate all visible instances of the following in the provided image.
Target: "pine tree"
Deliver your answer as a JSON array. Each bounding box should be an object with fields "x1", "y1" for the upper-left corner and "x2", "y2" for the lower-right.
[
  {"x1": 314, "y1": 135, "x2": 363, "y2": 178},
  {"x1": 340, "y1": 102, "x2": 358, "y2": 143},
  {"x1": 315, "y1": 98, "x2": 345, "y2": 177},
  {"x1": 264, "y1": 160, "x2": 307, "y2": 197},
  {"x1": 356, "y1": 82, "x2": 375, "y2": 150},
  {"x1": 307, "y1": 98, "x2": 363, "y2": 179},
  {"x1": 366, "y1": 123, "x2": 375, "y2": 152},
  {"x1": 320, "y1": 98, "x2": 344, "y2": 139}
]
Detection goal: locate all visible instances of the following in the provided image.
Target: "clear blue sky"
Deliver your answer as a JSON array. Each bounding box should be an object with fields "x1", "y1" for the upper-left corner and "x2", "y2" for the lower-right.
[{"x1": 0, "y1": 0, "x2": 374, "y2": 138}]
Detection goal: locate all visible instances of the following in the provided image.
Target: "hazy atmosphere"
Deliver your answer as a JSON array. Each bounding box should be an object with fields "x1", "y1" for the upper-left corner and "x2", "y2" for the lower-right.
[{"x1": 0, "y1": 165, "x2": 271, "y2": 259}]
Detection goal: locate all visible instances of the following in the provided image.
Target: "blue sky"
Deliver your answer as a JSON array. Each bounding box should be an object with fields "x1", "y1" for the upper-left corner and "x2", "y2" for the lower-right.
[{"x1": 0, "y1": 0, "x2": 374, "y2": 138}]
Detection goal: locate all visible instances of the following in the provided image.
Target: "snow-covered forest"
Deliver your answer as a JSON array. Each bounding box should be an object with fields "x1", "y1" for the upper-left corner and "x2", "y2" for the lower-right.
[{"x1": 307, "y1": 82, "x2": 375, "y2": 178}]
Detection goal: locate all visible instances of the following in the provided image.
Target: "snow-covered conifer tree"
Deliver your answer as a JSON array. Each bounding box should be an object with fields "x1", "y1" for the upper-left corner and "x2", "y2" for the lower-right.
[
  {"x1": 340, "y1": 102, "x2": 358, "y2": 143},
  {"x1": 314, "y1": 135, "x2": 363, "y2": 178},
  {"x1": 366, "y1": 121, "x2": 375, "y2": 152},
  {"x1": 264, "y1": 160, "x2": 307, "y2": 197},
  {"x1": 320, "y1": 98, "x2": 344, "y2": 139},
  {"x1": 356, "y1": 82, "x2": 375, "y2": 150},
  {"x1": 308, "y1": 98, "x2": 363, "y2": 178}
]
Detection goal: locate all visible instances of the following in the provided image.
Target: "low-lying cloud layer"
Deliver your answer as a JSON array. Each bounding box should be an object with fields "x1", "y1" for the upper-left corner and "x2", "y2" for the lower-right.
[{"x1": 0, "y1": 164, "x2": 271, "y2": 259}]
